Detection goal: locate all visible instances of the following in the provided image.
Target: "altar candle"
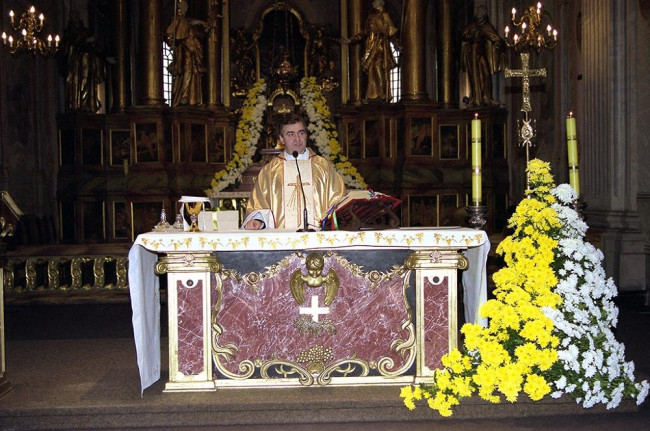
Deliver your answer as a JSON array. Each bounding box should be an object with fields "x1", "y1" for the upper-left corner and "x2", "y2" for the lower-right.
[
  {"x1": 471, "y1": 114, "x2": 482, "y2": 205},
  {"x1": 566, "y1": 112, "x2": 580, "y2": 195}
]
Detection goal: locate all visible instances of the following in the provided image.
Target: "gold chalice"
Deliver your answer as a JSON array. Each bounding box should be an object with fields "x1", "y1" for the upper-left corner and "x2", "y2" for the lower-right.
[{"x1": 184, "y1": 201, "x2": 203, "y2": 232}]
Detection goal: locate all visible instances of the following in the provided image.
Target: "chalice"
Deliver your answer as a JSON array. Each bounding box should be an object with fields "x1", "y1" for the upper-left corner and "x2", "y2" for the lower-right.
[{"x1": 184, "y1": 201, "x2": 203, "y2": 232}]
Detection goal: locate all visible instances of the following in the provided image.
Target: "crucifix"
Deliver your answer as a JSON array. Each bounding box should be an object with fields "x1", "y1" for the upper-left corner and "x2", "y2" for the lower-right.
[{"x1": 505, "y1": 52, "x2": 547, "y2": 191}]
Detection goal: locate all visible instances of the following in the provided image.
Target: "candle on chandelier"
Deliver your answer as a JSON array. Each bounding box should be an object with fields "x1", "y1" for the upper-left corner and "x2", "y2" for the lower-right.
[
  {"x1": 9, "y1": 10, "x2": 14, "y2": 24},
  {"x1": 471, "y1": 113, "x2": 482, "y2": 205},
  {"x1": 566, "y1": 112, "x2": 580, "y2": 196}
]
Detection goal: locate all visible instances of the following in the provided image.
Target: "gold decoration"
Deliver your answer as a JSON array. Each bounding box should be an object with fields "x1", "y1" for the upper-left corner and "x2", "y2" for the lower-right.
[
  {"x1": 290, "y1": 252, "x2": 340, "y2": 306},
  {"x1": 1, "y1": 5, "x2": 59, "y2": 57},
  {"x1": 184, "y1": 202, "x2": 203, "y2": 232},
  {"x1": 293, "y1": 315, "x2": 337, "y2": 337},
  {"x1": 297, "y1": 345, "x2": 334, "y2": 374},
  {"x1": 504, "y1": 2, "x2": 558, "y2": 191}
]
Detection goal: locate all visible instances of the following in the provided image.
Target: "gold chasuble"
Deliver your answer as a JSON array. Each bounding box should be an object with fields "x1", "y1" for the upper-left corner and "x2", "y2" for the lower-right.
[{"x1": 247, "y1": 149, "x2": 347, "y2": 230}]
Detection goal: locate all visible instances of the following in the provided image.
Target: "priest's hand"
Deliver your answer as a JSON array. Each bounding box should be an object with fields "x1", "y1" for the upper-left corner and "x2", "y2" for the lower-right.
[{"x1": 244, "y1": 219, "x2": 265, "y2": 230}]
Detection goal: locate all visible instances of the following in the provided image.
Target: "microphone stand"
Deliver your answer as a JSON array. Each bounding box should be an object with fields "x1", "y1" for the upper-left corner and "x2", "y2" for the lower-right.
[{"x1": 293, "y1": 151, "x2": 315, "y2": 232}]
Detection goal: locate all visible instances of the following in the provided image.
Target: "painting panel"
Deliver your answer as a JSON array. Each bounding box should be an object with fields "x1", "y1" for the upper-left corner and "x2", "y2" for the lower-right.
[
  {"x1": 492, "y1": 123, "x2": 506, "y2": 159},
  {"x1": 410, "y1": 118, "x2": 432, "y2": 156},
  {"x1": 347, "y1": 122, "x2": 362, "y2": 160},
  {"x1": 135, "y1": 122, "x2": 159, "y2": 163},
  {"x1": 364, "y1": 120, "x2": 380, "y2": 158},
  {"x1": 81, "y1": 129, "x2": 103, "y2": 166},
  {"x1": 190, "y1": 123, "x2": 208, "y2": 162},
  {"x1": 59, "y1": 129, "x2": 76, "y2": 166},
  {"x1": 81, "y1": 201, "x2": 105, "y2": 242},
  {"x1": 407, "y1": 195, "x2": 438, "y2": 227},
  {"x1": 112, "y1": 201, "x2": 131, "y2": 240},
  {"x1": 208, "y1": 126, "x2": 226, "y2": 163},
  {"x1": 439, "y1": 125, "x2": 460, "y2": 159},
  {"x1": 131, "y1": 201, "x2": 165, "y2": 238},
  {"x1": 439, "y1": 194, "x2": 463, "y2": 226},
  {"x1": 110, "y1": 130, "x2": 131, "y2": 166}
]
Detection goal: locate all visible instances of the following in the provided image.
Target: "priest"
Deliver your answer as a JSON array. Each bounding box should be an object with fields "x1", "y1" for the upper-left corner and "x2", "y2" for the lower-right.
[{"x1": 243, "y1": 113, "x2": 347, "y2": 230}]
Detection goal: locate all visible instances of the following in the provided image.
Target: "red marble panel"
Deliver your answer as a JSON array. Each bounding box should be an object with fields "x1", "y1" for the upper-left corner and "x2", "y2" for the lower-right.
[
  {"x1": 177, "y1": 278, "x2": 204, "y2": 375},
  {"x1": 423, "y1": 275, "x2": 449, "y2": 370},
  {"x1": 213, "y1": 254, "x2": 413, "y2": 377}
]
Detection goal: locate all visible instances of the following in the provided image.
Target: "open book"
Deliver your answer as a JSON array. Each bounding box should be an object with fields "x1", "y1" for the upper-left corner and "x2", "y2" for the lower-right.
[{"x1": 321, "y1": 190, "x2": 402, "y2": 231}]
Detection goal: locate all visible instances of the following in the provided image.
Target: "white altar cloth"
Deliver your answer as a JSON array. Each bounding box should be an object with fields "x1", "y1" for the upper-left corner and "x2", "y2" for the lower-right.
[{"x1": 128, "y1": 227, "x2": 490, "y2": 393}]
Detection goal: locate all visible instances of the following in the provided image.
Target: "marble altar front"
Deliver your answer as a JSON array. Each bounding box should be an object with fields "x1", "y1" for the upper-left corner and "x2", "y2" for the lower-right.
[{"x1": 128, "y1": 228, "x2": 489, "y2": 393}]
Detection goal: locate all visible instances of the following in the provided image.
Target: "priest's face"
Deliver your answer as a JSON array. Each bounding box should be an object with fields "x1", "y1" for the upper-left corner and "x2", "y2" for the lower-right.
[{"x1": 280, "y1": 121, "x2": 308, "y2": 155}]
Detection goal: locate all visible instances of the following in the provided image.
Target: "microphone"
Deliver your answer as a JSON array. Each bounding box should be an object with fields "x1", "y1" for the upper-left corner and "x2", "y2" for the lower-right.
[{"x1": 292, "y1": 151, "x2": 315, "y2": 232}]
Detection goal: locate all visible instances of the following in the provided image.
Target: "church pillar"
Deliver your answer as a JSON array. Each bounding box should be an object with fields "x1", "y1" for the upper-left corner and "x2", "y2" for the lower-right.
[
  {"x1": 581, "y1": 0, "x2": 646, "y2": 292},
  {"x1": 139, "y1": 0, "x2": 165, "y2": 106},
  {"x1": 401, "y1": 0, "x2": 428, "y2": 101},
  {"x1": 206, "y1": 0, "x2": 223, "y2": 108},
  {"x1": 347, "y1": 0, "x2": 363, "y2": 105},
  {"x1": 115, "y1": 0, "x2": 128, "y2": 111},
  {"x1": 437, "y1": 0, "x2": 454, "y2": 108}
]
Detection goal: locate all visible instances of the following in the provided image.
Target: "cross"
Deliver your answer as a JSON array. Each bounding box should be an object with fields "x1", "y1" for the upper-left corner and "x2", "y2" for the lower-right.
[
  {"x1": 504, "y1": 52, "x2": 547, "y2": 114},
  {"x1": 299, "y1": 295, "x2": 329, "y2": 322},
  {"x1": 287, "y1": 174, "x2": 310, "y2": 227}
]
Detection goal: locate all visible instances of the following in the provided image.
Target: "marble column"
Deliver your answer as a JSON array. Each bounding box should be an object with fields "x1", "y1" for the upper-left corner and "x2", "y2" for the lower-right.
[
  {"x1": 580, "y1": 0, "x2": 646, "y2": 292},
  {"x1": 401, "y1": 0, "x2": 428, "y2": 102},
  {"x1": 139, "y1": 0, "x2": 165, "y2": 106}
]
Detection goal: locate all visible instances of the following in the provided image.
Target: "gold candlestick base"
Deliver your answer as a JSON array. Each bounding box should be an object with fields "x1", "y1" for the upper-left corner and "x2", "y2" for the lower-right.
[{"x1": 466, "y1": 205, "x2": 487, "y2": 230}]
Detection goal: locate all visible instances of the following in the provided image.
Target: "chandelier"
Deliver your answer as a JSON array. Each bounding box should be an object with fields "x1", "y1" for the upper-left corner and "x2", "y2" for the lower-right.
[
  {"x1": 1, "y1": 5, "x2": 59, "y2": 57},
  {"x1": 504, "y1": 2, "x2": 557, "y2": 53}
]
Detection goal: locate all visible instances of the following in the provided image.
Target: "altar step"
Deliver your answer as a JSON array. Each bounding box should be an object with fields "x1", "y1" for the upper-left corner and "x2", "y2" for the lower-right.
[{"x1": 0, "y1": 335, "x2": 646, "y2": 430}]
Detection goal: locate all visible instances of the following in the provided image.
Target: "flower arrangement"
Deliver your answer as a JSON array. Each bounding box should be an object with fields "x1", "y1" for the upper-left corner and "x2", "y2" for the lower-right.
[
  {"x1": 400, "y1": 159, "x2": 648, "y2": 416},
  {"x1": 206, "y1": 78, "x2": 366, "y2": 197},
  {"x1": 546, "y1": 183, "x2": 649, "y2": 408},
  {"x1": 300, "y1": 77, "x2": 366, "y2": 190},
  {"x1": 206, "y1": 79, "x2": 267, "y2": 196}
]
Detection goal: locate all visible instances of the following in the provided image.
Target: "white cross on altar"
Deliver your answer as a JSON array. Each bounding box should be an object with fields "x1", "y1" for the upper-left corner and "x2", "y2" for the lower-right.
[{"x1": 299, "y1": 295, "x2": 329, "y2": 322}]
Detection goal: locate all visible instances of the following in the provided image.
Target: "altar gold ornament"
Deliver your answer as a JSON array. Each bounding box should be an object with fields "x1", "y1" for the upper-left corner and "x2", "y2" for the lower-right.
[
  {"x1": 290, "y1": 253, "x2": 340, "y2": 306},
  {"x1": 184, "y1": 202, "x2": 203, "y2": 232}
]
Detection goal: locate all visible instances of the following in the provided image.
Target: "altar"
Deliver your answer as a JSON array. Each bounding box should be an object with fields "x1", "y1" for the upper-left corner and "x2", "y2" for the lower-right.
[{"x1": 128, "y1": 228, "x2": 489, "y2": 393}]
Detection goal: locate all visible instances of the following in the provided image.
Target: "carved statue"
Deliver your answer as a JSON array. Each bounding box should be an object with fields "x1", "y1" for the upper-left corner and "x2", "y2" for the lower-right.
[
  {"x1": 164, "y1": 1, "x2": 207, "y2": 107},
  {"x1": 290, "y1": 253, "x2": 340, "y2": 306},
  {"x1": 350, "y1": 0, "x2": 400, "y2": 102},
  {"x1": 460, "y1": 5, "x2": 506, "y2": 107},
  {"x1": 230, "y1": 28, "x2": 256, "y2": 97},
  {"x1": 58, "y1": 10, "x2": 107, "y2": 113}
]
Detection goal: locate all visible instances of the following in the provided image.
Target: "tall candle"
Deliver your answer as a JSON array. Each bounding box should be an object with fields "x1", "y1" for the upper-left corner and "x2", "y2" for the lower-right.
[
  {"x1": 566, "y1": 113, "x2": 580, "y2": 195},
  {"x1": 471, "y1": 114, "x2": 482, "y2": 205}
]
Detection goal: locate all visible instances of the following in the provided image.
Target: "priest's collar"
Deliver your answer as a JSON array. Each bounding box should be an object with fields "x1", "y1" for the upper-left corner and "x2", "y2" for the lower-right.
[{"x1": 283, "y1": 149, "x2": 310, "y2": 161}]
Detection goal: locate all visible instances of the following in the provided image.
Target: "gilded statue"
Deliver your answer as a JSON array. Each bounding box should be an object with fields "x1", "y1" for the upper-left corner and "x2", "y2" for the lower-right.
[
  {"x1": 461, "y1": 5, "x2": 506, "y2": 107},
  {"x1": 165, "y1": 1, "x2": 208, "y2": 107},
  {"x1": 58, "y1": 10, "x2": 107, "y2": 113},
  {"x1": 349, "y1": 0, "x2": 400, "y2": 102},
  {"x1": 230, "y1": 28, "x2": 256, "y2": 97},
  {"x1": 290, "y1": 253, "x2": 340, "y2": 306}
]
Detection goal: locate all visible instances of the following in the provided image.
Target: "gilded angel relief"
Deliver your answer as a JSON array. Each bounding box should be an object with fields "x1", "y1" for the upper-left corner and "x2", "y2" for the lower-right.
[{"x1": 290, "y1": 253, "x2": 340, "y2": 306}]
